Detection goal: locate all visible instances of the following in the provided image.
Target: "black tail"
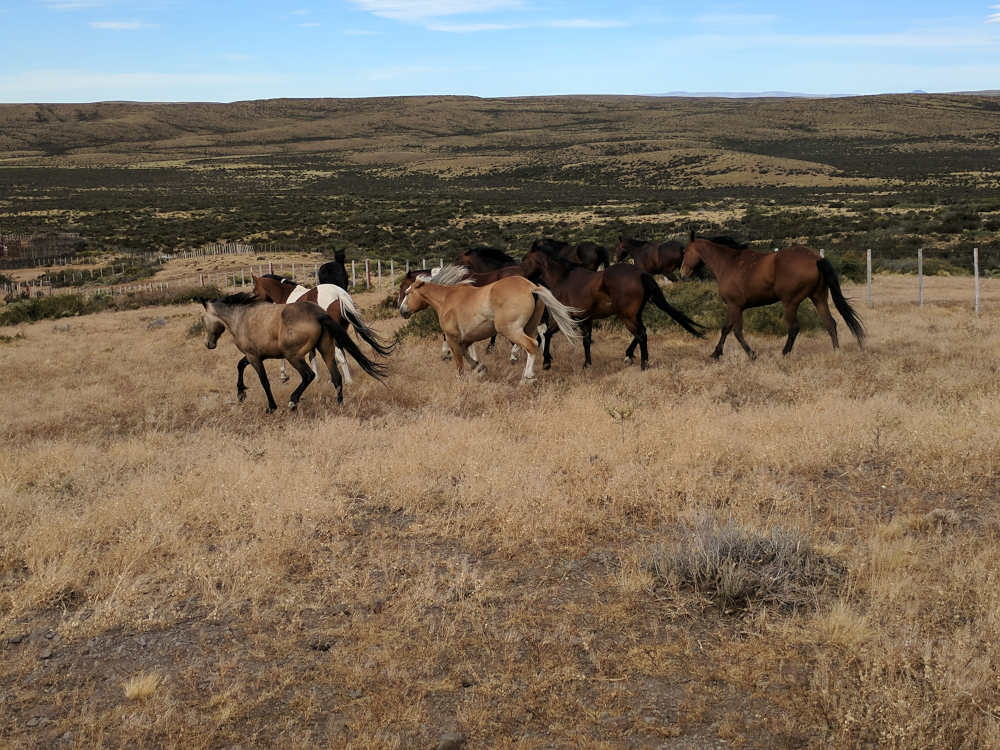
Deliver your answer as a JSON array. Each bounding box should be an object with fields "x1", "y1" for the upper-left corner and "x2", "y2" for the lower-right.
[
  {"x1": 640, "y1": 273, "x2": 706, "y2": 338},
  {"x1": 319, "y1": 315, "x2": 389, "y2": 382},
  {"x1": 595, "y1": 245, "x2": 610, "y2": 271},
  {"x1": 817, "y1": 259, "x2": 866, "y2": 347},
  {"x1": 343, "y1": 306, "x2": 397, "y2": 358}
]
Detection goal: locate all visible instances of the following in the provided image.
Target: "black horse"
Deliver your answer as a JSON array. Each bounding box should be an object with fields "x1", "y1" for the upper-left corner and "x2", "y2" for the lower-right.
[
  {"x1": 454, "y1": 247, "x2": 518, "y2": 273},
  {"x1": 532, "y1": 239, "x2": 609, "y2": 272},
  {"x1": 318, "y1": 248, "x2": 350, "y2": 289}
]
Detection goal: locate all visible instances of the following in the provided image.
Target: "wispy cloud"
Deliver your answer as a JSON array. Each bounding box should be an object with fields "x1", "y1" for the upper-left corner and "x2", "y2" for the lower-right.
[
  {"x1": 343, "y1": 29, "x2": 379, "y2": 34},
  {"x1": 90, "y1": 21, "x2": 158, "y2": 30},
  {"x1": 547, "y1": 19, "x2": 629, "y2": 29},
  {"x1": 348, "y1": 0, "x2": 523, "y2": 23},
  {"x1": 988, "y1": 5, "x2": 1000, "y2": 22},
  {"x1": 38, "y1": 0, "x2": 107, "y2": 9},
  {"x1": 695, "y1": 13, "x2": 775, "y2": 26}
]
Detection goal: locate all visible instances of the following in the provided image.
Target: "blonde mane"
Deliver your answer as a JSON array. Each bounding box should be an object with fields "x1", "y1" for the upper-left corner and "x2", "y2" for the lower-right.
[{"x1": 424, "y1": 265, "x2": 475, "y2": 287}]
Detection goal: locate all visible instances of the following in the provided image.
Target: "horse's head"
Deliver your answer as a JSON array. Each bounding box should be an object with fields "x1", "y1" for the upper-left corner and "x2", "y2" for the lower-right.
[
  {"x1": 398, "y1": 270, "x2": 430, "y2": 306},
  {"x1": 678, "y1": 232, "x2": 703, "y2": 281},
  {"x1": 201, "y1": 301, "x2": 226, "y2": 349},
  {"x1": 399, "y1": 278, "x2": 429, "y2": 319},
  {"x1": 334, "y1": 248, "x2": 346, "y2": 263},
  {"x1": 518, "y1": 245, "x2": 546, "y2": 280},
  {"x1": 613, "y1": 236, "x2": 631, "y2": 263}
]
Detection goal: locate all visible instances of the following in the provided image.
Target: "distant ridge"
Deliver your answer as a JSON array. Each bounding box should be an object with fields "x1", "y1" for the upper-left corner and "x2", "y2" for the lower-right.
[{"x1": 653, "y1": 91, "x2": 848, "y2": 99}]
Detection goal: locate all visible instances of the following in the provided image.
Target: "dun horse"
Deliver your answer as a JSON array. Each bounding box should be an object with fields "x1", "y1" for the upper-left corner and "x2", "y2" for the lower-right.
[
  {"x1": 679, "y1": 232, "x2": 866, "y2": 359},
  {"x1": 202, "y1": 293, "x2": 388, "y2": 413},
  {"x1": 398, "y1": 265, "x2": 581, "y2": 384},
  {"x1": 614, "y1": 237, "x2": 685, "y2": 282},
  {"x1": 519, "y1": 244, "x2": 705, "y2": 371},
  {"x1": 251, "y1": 274, "x2": 394, "y2": 383}
]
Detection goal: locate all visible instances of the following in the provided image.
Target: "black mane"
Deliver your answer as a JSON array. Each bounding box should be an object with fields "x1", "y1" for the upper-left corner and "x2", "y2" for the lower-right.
[
  {"x1": 215, "y1": 292, "x2": 264, "y2": 306},
  {"x1": 533, "y1": 238, "x2": 573, "y2": 252},
  {"x1": 465, "y1": 247, "x2": 516, "y2": 264},
  {"x1": 261, "y1": 273, "x2": 296, "y2": 285},
  {"x1": 532, "y1": 243, "x2": 588, "y2": 272},
  {"x1": 702, "y1": 235, "x2": 750, "y2": 250}
]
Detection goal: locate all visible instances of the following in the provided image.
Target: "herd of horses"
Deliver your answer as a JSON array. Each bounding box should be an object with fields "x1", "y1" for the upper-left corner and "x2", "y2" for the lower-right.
[{"x1": 201, "y1": 233, "x2": 866, "y2": 412}]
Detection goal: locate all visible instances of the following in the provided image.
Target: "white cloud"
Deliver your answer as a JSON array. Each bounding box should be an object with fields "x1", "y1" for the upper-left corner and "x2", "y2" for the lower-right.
[
  {"x1": 425, "y1": 21, "x2": 522, "y2": 31},
  {"x1": 38, "y1": 1, "x2": 107, "y2": 9},
  {"x1": 347, "y1": 0, "x2": 522, "y2": 22},
  {"x1": 89, "y1": 21, "x2": 157, "y2": 30},
  {"x1": 342, "y1": 29, "x2": 379, "y2": 34},
  {"x1": 546, "y1": 19, "x2": 629, "y2": 29}
]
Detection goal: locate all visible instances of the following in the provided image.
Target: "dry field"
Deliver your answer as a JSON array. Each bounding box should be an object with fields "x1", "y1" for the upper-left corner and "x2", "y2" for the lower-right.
[{"x1": 2, "y1": 277, "x2": 1000, "y2": 749}]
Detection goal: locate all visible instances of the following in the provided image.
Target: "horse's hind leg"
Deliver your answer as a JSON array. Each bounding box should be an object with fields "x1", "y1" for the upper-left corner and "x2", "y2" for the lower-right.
[
  {"x1": 279, "y1": 359, "x2": 290, "y2": 383},
  {"x1": 541, "y1": 323, "x2": 559, "y2": 370},
  {"x1": 334, "y1": 346, "x2": 353, "y2": 385},
  {"x1": 463, "y1": 343, "x2": 487, "y2": 376},
  {"x1": 781, "y1": 302, "x2": 802, "y2": 356},
  {"x1": 812, "y1": 292, "x2": 840, "y2": 351},
  {"x1": 248, "y1": 356, "x2": 278, "y2": 413},
  {"x1": 441, "y1": 334, "x2": 452, "y2": 361},
  {"x1": 581, "y1": 320, "x2": 594, "y2": 369},
  {"x1": 623, "y1": 312, "x2": 649, "y2": 370},
  {"x1": 286, "y1": 356, "x2": 316, "y2": 411},
  {"x1": 319, "y1": 336, "x2": 344, "y2": 403},
  {"x1": 486, "y1": 334, "x2": 497, "y2": 353}
]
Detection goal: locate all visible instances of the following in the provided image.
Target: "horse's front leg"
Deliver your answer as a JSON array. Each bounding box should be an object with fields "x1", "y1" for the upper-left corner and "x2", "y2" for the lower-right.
[
  {"x1": 236, "y1": 356, "x2": 250, "y2": 402},
  {"x1": 248, "y1": 356, "x2": 278, "y2": 413}
]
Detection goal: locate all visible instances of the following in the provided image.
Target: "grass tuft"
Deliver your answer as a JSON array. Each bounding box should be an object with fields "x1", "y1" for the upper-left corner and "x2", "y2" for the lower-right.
[{"x1": 124, "y1": 672, "x2": 161, "y2": 702}]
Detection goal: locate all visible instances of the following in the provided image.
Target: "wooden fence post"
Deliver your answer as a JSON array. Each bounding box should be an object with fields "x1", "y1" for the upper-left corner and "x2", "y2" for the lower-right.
[
  {"x1": 867, "y1": 249, "x2": 872, "y2": 308},
  {"x1": 378, "y1": 260, "x2": 382, "y2": 292},
  {"x1": 918, "y1": 249, "x2": 923, "y2": 307},
  {"x1": 365, "y1": 259, "x2": 371, "y2": 290},
  {"x1": 352, "y1": 260, "x2": 356, "y2": 288},
  {"x1": 974, "y1": 248, "x2": 980, "y2": 317}
]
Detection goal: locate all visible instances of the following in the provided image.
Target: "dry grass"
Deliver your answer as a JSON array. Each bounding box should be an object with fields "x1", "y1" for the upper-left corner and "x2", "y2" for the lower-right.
[
  {"x1": 1, "y1": 277, "x2": 1000, "y2": 748},
  {"x1": 123, "y1": 672, "x2": 161, "y2": 702}
]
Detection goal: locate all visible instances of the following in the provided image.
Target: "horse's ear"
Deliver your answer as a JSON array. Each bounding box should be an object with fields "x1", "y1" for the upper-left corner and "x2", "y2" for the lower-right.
[
  {"x1": 201, "y1": 300, "x2": 208, "y2": 309},
  {"x1": 618, "y1": 234, "x2": 623, "y2": 242},
  {"x1": 689, "y1": 229, "x2": 696, "y2": 243},
  {"x1": 251, "y1": 274, "x2": 259, "y2": 282}
]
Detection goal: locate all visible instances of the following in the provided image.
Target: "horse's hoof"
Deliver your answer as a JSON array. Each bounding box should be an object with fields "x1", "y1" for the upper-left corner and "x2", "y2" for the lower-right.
[
  {"x1": 624, "y1": 356, "x2": 634, "y2": 366},
  {"x1": 476, "y1": 365, "x2": 488, "y2": 376},
  {"x1": 640, "y1": 360, "x2": 649, "y2": 371},
  {"x1": 542, "y1": 362, "x2": 551, "y2": 371},
  {"x1": 266, "y1": 407, "x2": 276, "y2": 414},
  {"x1": 288, "y1": 401, "x2": 298, "y2": 411},
  {"x1": 442, "y1": 354, "x2": 452, "y2": 361},
  {"x1": 749, "y1": 351, "x2": 758, "y2": 361},
  {"x1": 237, "y1": 391, "x2": 246, "y2": 402},
  {"x1": 520, "y1": 376, "x2": 537, "y2": 386},
  {"x1": 337, "y1": 390, "x2": 344, "y2": 404},
  {"x1": 583, "y1": 362, "x2": 592, "y2": 369},
  {"x1": 280, "y1": 375, "x2": 290, "y2": 383},
  {"x1": 485, "y1": 344, "x2": 495, "y2": 353}
]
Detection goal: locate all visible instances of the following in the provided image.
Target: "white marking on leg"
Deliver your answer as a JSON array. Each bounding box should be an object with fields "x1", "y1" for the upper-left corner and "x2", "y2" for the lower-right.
[
  {"x1": 335, "y1": 346, "x2": 353, "y2": 384},
  {"x1": 510, "y1": 344, "x2": 521, "y2": 364},
  {"x1": 280, "y1": 360, "x2": 290, "y2": 382},
  {"x1": 521, "y1": 351, "x2": 537, "y2": 384}
]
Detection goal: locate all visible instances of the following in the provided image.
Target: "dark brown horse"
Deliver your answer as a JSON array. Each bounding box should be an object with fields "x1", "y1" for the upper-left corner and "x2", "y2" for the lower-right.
[
  {"x1": 518, "y1": 244, "x2": 704, "y2": 371},
  {"x1": 613, "y1": 237, "x2": 685, "y2": 281},
  {"x1": 453, "y1": 247, "x2": 518, "y2": 273},
  {"x1": 532, "y1": 238, "x2": 609, "y2": 271},
  {"x1": 679, "y1": 232, "x2": 866, "y2": 359}
]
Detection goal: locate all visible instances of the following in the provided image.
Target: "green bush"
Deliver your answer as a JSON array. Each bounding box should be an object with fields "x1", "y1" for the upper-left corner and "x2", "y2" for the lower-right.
[
  {"x1": 397, "y1": 308, "x2": 442, "y2": 339},
  {"x1": 0, "y1": 286, "x2": 224, "y2": 326}
]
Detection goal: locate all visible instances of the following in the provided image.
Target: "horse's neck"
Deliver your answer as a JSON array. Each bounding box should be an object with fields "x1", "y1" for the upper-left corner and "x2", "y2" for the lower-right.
[
  {"x1": 417, "y1": 283, "x2": 459, "y2": 311},
  {"x1": 697, "y1": 242, "x2": 744, "y2": 274}
]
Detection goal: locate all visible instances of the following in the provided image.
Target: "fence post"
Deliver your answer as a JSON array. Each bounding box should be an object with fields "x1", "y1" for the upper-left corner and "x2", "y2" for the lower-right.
[
  {"x1": 378, "y1": 259, "x2": 382, "y2": 292},
  {"x1": 200, "y1": 274, "x2": 204, "y2": 287},
  {"x1": 406, "y1": 259, "x2": 410, "y2": 273},
  {"x1": 269, "y1": 262, "x2": 274, "y2": 275},
  {"x1": 365, "y1": 259, "x2": 371, "y2": 290},
  {"x1": 241, "y1": 268, "x2": 245, "y2": 289},
  {"x1": 439, "y1": 258, "x2": 443, "y2": 269},
  {"x1": 918, "y1": 248, "x2": 923, "y2": 307},
  {"x1": 314, "y1": 262, "x2": 318, "y2": 282},
  {"x1": 820, "y1": 249, "x2": 825, "y2": 258},
  {"x1": 352, "y1": 260, "x2": 356, "y2": 288},
  {"x1": 291, "y1": 263, "x2": 295, "y2": 282},
  {"x1": 867, "y1": 249, "x2": 872, "y2": 308},
  {"x1": 390, "y1": 259, "x2": 394, "y2": 289},
  {"x1": 974, "y1": 247, "x2": 980, "y2": 317},
  {"x1": 422, "y1": 258, "x2": 426, "y2": 270}
]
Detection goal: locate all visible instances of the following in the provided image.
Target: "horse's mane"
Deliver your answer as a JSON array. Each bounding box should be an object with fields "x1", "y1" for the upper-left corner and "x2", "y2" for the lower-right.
[
  {"x1": 532, "y1": 244, "x2": 587, "y2": 272},
  {"x1": 464, "y1": 247, "x2": 516, "y2": 264},
  {"x1": 534, "y1": 238, "x2": 573, "y2": 252},
  {"x1": 215, "y1": 292, "x2": 264, "y2": 306},
  {"x1": 261, "y1": 273, "x2": 296, "y2": 285},
  {"x1": 424, "y1": 265, "x2": 475, "y2": 287},
  {"x1": 701, "y1": 235, "x2": 750, "y2": 250}
]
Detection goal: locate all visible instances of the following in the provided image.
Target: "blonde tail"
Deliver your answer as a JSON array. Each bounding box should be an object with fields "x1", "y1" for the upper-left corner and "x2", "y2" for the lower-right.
[{"x1": 531, "y1": 286, "x2": 583, "y2": 350}]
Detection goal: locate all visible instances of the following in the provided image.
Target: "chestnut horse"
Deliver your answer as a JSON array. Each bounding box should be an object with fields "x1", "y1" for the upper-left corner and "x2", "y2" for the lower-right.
[
  {"x1": 252, "y1": 274, "x2": 394, "y2": 383},
  {"x1": 453, "y1": 247, "x2": 518, "y2": 273},
  {"x1": 614, "y1": 237, "x2": 685, "y2": 282},
  {"x1": 518, "y1": 244, "x2": 705, "y2": 371},
  {"x1": 532, "y1": 238, "x2": 609, "y2": 271},
  {"x1": 399, "y1": 265, "x2": 581, "y2": 384},
  {"x1": 202, "y1": 293, "x2": 387, "y2": 413},
  {"x1": 678, "y1": 232, "x2": 866, "y2": 359}
]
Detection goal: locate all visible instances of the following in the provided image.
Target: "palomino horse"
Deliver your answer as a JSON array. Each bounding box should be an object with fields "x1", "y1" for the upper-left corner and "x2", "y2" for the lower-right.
[
  {"x1": 678, "y1": 232, "x2": 866, "y2": 359},
  {"x1": 202, "y1": 293, "x2": 388, "y2": 413},
  {"x1": 398, "y1": 265, "x2": 581, "y2": 384},
  {"x1": 532, "y1": 239, "x2": 610, "y2": 272},
  {"x1": 518, "y1": 244, "x2": 705, "y2": 371},
  {"x1": 453, "y1": 247, "x2": 518, "y2": 273},
  {"x1": 614, "y1": 237, "x2": 685, "y2": 282},
  {"x1": 251, "y1": 274, "x2": 394, "y2": 383},
  {"x1": 318, "y1": 248, "x2": 349, "y2": 289}
]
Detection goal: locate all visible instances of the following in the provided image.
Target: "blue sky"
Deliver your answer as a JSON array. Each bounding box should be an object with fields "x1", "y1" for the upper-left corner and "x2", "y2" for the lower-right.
[{"x1": 2, "y1": 1, "x2": 1000, "y2": 102}]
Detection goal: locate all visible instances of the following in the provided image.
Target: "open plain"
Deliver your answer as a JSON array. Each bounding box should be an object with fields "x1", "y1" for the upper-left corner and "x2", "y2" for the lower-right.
[{"x1": 2, "y1": 274, "x2": 1000, "y2": 748}]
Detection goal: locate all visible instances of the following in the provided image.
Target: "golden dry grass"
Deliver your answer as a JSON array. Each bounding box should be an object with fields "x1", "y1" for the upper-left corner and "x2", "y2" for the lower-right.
[{"x1": 1, "y1": 277, "x2": 1000, "y2": 748}]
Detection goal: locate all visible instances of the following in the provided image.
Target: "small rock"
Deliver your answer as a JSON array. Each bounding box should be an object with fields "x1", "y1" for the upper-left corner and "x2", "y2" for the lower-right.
[
  {"x1": 62, "y1": 732, "x2": 73, "y2": 741},
  {"x1": 370, "y1": 597, "x2": 385, "y2": 614},
  {"x1": 28, "y1": 627, "x2": 48, "y2": 649},
  {"x1": 347, "y1": 688, "x2": 363, "y2": 700},
  {"x1": 147, "y1": 318, "x2": 167, "y2": 329},
  {"x1": 26, "y1": 717, "x2": 39, "y2": 727},
  {"x1": 8, "y1": 634, "x2": 24, "y2": 644},
  {"x1": 437, "y1": 732, "x2": 464, "y2": 750},
  {"x1": 460, "y1": 676, "x2": 476, "y2": 688},
  {"x1": 39, "y1": 649, "x2": 53, "y2": 659},
  {"x1": 309, "y1": 639, "x2": 331, "y2": 652},
  {"x1": 601, "y1": 715, "x2": 630, "y2": 730}
]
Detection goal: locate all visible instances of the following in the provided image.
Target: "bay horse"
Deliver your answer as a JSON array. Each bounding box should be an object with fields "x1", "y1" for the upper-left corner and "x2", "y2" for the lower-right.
[
  {"x1": 318, "y1": 248, "x2": 349, "y2": 289},
  {"x1": 453, "y1": 247, "x2": 518, "y2": 273},
  {"x1": 678, "y1": 232, "x2": 866, "y2": 359},
  {"x1": 251, "y1": 274, "x2": 394, "y2": 383},
  {"x1": 398, "y1": 265, "x2": 581, "y2": 384},
  {"x1": 518, "y1": 244, "x2": 705, "y2": 371},
  {"x1": 532, "y1": 239, "x2": 610, "y2": 272},
  {"x1": 614, "y1": 237, "x2": 685, "y2": 282},
  {"x1": 202, "y1": 293, "x2": 388, "y2": 413}
]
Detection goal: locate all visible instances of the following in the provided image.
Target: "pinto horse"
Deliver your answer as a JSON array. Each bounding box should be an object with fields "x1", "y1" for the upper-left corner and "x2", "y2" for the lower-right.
[
  {"x1": 518, "y1": 244, "x2": 705, "y2": 371},
  {"x1": 532, "y1": 239, "x2": 610, "y2": 272},
  {"x1": 614, "y1": 237, "x2": 685, "y2": 282},
  {"x1": 252, "y1": 274, "x2": 394, "y2": 383},
  {"x1": 678, "y1": 232, "x2": 866, "y2": 359},
  {"x1": 399, "y1": 265, "x2": 581, "y2": 384},
  {"x1": 202, "y1": 293, "x2": 387, "y2": 413}
]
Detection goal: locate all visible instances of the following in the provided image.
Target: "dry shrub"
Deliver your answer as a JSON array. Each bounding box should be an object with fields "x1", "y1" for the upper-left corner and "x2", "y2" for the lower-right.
[
  {"x1": 649, "y1": 516, "x2": 843, "y2": 611},
  {"x1": 124, "y1": 672, "x2": 161, "y2": 701}
]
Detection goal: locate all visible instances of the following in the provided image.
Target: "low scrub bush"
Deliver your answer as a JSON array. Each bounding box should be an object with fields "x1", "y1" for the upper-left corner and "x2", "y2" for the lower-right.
[
  {"x1": 397, "y1": 308, "x2": 442, "y2": 339},
  {"x1": 0, "y1": 286, "x2": 224, "y2": 326}
]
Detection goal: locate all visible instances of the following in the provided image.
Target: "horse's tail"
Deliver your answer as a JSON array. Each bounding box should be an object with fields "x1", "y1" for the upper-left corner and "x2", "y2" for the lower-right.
[
  {"x1": 817, "y1": 259, "x2": 866, "y2": 347},
  {"x1": 339, "y1": 292, "x2": 397, "y2": 357},
  {"x1": 531, "y1": 286, "x2": 583, "y2": 350},
  {"x1": 319, "y1": 314, "x2": 389, "y2": 382},
  {"x1": 640, "y1": 273, "x2": 706, "y2": 338},
  {"x1": 595, "y1": 245, "x2": 611, "y2": 271}
]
